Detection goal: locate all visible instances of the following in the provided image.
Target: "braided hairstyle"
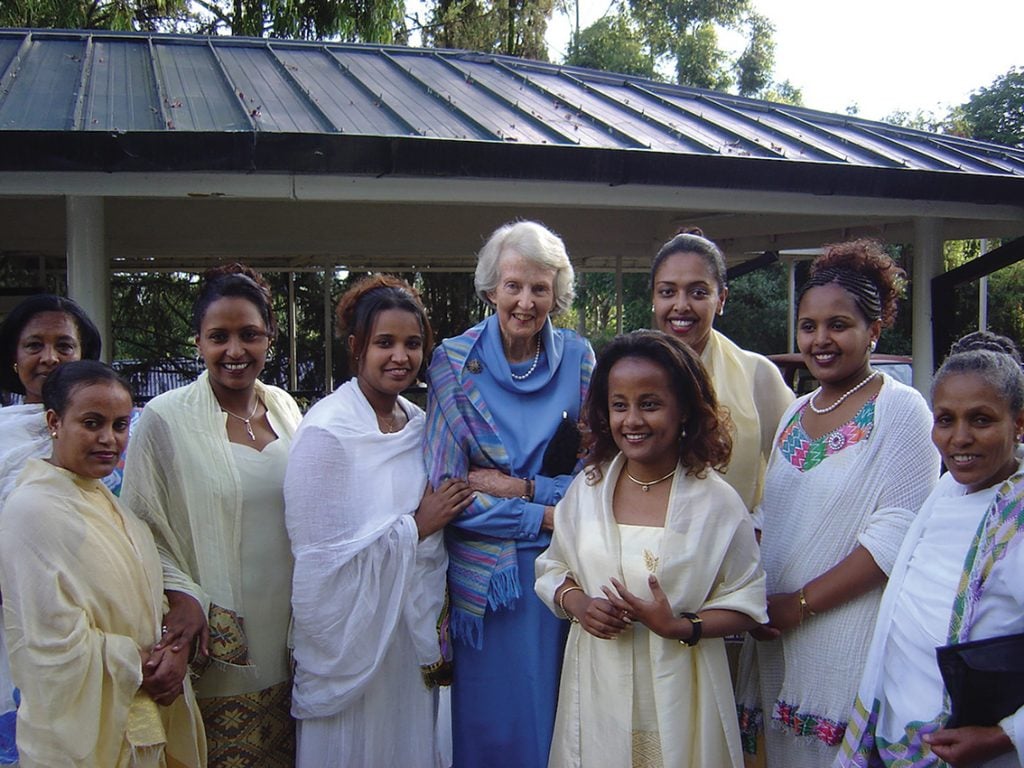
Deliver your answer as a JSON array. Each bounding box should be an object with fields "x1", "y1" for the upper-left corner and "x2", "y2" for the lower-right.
[
  {"x1": 797, "y1": 239, "x2": 905, "y2": 329},
  {"x1": 932, "y1": 331, "x2": 1024, "y2": 413}
]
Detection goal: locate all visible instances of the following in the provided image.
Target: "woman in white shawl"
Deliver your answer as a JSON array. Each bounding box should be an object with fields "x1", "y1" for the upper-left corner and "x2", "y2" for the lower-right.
[
  {"x1": 649, "y1": 228, "x2": 793, "y2": 517},
  {"x1": 536, "y1": 330, "x2": 767, "y2": 768},
  {"x1": 737, "y1": 240, "x2": 940, "y2": 768},
  {"x1": 837, "y1": 332, "x2": 1024, "y2": 768},
  {"x1": 121, "y1": 265, "x2": 302, "y2": 767},
  {"x1": 285, "y1": 276, "x2": 473, "y2": 767},
  {"x1": 0, "y1": 361, "x2": 205, "y2": 768},
  {"x1": 0, "y1": 293, "x2": 104, "y2": 766}
]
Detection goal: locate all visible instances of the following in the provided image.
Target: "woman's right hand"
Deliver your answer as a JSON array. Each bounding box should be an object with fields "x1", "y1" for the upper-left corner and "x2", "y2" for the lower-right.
[
  {"x1": 154, "y1": 590, "x2": 210, "y2": 661},
  {"x1": 141, "y1": 644, "x2": 188, "y2": 706},
  {"x1": 415, "y1": 479, "x2": 474, "y2": 539},
  {"x1": 564, "y1": 590, "x2": 631, "y2": 640}
]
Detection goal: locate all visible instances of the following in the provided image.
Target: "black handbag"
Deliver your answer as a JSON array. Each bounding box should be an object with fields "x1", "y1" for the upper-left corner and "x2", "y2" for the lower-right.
[
  {"x1": 936, "y1": 631, "x2": 1024, "y2": 728},
  {"x1": 540, "y1": 411, "x2": 582, "y2": 478}
]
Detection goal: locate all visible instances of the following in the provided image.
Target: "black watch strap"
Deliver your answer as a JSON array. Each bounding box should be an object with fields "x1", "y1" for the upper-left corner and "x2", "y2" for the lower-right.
[{"x1": 679, "y1": 611, "x2": 702, "y2": 647}]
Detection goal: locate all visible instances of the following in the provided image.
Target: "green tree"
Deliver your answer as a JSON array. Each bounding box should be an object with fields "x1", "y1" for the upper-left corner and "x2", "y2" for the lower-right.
[
  {"x1": 423, "y1": 0, "x2": 553, "y2": 59},
  {"x1": 951, "y1": 67, "x2": 1024, "y2": 147},
  {"x1": 564, "y1": 12, "x2": 657, "y2": 79},
  {"x1": 760, "y1": 78, "x2": 802, "y2": 107},
  {"x1": 625, "y1": 0, "x2": 774, "y2": 95},
  {"x1": 0, "y1": 0, "x2": 187, "y2": 30},
  {"x1": 188, "y1": 0, "x2": 403, "y2": 41}
]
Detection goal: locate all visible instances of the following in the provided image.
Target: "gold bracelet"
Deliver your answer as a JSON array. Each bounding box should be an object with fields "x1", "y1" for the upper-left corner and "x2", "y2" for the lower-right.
[
  {"x1": 557, "y1": 585, "x2": 584, "y2": 622},
  {"x1": 798, "y1": 587, "x2": 816, "y2": 621}
]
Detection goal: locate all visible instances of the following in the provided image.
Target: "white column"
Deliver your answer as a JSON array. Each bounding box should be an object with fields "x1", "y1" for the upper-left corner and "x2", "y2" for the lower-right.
[
  {"x1": 979, "y1": 238, "x2": 989, "y2": 331},
  {"x1": 912, "y1": 218, "x2": 943, "y2": 395},
  {"x1": 65, "y1": 196, "x2": 110, "y2": 362}
]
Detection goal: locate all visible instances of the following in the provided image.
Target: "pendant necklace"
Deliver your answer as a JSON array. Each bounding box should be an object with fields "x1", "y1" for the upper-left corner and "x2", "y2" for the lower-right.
[
  {"x1": 809, "y1": 371, "x2": 878, "y2": 415},
  {"x1": 378, "y1": 409, "x2": 400, "y2": 433},
  {"x1": 624, "y1": 467, "x2": 677, "y2": 492},
  {"x1": 510, "y1": 337, "x2": 542, "y2": 381},
  {"x1": 222, "y1": 399, "x2": 260, "y2": 441}
]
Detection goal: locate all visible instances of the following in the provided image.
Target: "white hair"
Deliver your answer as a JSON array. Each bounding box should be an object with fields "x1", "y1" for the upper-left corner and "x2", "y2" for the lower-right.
[{"x1": 474, "y1": 221, "x2": 576, "y2": 315}]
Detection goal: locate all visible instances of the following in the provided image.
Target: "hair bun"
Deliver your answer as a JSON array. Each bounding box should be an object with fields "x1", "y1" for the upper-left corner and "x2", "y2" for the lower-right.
[
  {"x1": 949, "y1": 330, "x2": 1021, "y2": 363},
  {"x1": 675, "y1": 226, "x2": 705, "y2": 237}
]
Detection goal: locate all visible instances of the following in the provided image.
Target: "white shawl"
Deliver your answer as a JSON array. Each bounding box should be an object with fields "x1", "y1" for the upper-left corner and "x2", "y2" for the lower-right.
[
  {"x1": 0, "y1": 403, "x2": 48, "y2": 508},
  {"x1": 120, "y1": 372, "x2": 302, "y2": 618},
  {"x1": 285, "y1": 379, "x2": 447, "y2": 719},
  {"x1": 739, "y1": 374, "x2": 940, "y2": 738},
  {"x1": 535, "y1": 453, "x2": 767, "y2": 768}
]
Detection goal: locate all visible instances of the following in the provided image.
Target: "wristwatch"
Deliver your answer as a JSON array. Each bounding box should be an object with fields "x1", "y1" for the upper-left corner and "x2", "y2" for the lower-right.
[{"x1": 679, "y1": 611, "x2": 702, "y2": 647}]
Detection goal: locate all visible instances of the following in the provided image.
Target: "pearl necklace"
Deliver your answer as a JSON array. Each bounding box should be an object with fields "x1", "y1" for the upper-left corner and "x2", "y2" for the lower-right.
[
  {"x1": 809, "y1": 371, "x2": 878, "y2": 415},
  {"x1": 221, "y1": 398, "x2": 260, "y2": 441},
  {"x1": 510, "y1": 337, "x2": 542, "y2": 381},
  {"x1": 624, "y1": 467, "x2": 677, "y2": 492}
]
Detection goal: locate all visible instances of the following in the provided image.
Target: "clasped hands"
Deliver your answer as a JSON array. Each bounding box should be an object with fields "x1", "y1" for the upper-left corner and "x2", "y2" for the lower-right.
[{"x1": 562, "y1": 574, "x2": 693, "y2": 643}]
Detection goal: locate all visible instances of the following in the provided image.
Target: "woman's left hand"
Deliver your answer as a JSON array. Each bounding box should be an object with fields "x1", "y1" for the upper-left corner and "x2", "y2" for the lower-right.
[
  {"x1": 141, "y1": 644, "x2": 188, "y2": 706},
  {"x1": 604, "y1": 575, "x2": 678, "y2": 639},
  {"x1": 765, "y1": 591, "x2": 803, "y2": 633},
  {"x1": 468, "y1": 467, "x2": 527, "y2": 499},
  {"x1": 923, "y1": 725, "x2": 1014, "y2": 766}
]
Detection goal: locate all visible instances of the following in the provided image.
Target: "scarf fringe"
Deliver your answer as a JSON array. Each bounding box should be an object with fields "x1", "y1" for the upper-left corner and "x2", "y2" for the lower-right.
[{"x1": 450, "y1": 563, "x2": 522, "y2": 649}]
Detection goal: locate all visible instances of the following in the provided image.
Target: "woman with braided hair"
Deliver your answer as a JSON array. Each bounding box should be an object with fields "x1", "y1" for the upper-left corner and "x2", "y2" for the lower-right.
[{"x1": 736, "y1": 239, "x2": 940, "y2": 767}]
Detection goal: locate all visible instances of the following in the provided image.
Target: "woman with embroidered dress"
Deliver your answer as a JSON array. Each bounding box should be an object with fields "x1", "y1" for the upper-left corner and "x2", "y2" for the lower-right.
[
  {"x1": 424, "y1": 221, "x2": 595, "y2": 767},
  {"x1": 649, "y1": 229, "x2": 793, "y2": 519},
  {"x1": 0, "y1": 361, "x2": 205, "y2": 768},
  {"x1": 736, "y1": 240, "x2": 940, "y2": 768},
  {"x1": 285, "y1": 276, "x2": 473, "y2": 767},
  {"x1": 837, "y1": 331, "x2": 1024, "y2": 768},
  {"x1": 0, "y1": 293, "x2": 105, "y2": 766},
  {"x1": 121, "y1": 264, "x2": 302, "y2": 767},
  {"x1": 536, "y1": 330, "x2": 767, "y2": 768}
]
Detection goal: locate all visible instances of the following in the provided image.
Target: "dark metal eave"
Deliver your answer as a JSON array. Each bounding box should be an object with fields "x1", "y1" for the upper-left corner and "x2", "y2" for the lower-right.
[{"x1": 2, "y1": 130, "x2": 1023, "y2": 206}]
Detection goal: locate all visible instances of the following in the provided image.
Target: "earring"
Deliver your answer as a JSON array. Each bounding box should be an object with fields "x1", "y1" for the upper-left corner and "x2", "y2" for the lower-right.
[
  {"x1": 12, "y1": 363, "x2": 18, "y2": 373},
  {"x1": 869, "y1": 340, "x2": 877, "y2": 353},
  {"x1": 679, "y1": 426, "x2": 687, "y2": 439},
  {"x1": 50, "y1": 431, "x2": 57, "y2": 439}
]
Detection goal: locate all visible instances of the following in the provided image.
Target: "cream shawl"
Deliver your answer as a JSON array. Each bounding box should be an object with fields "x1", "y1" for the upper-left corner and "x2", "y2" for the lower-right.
[
  {"x1": 120, "y1": 372, "x2": 302, "y2": 664},
  {"x1": 0, "y1": 459, "x2": 205, "y2": 768},
  {"x1": 0, "y1": 404, "x2": 49, "y2": 508},
  {"x1": 702, "y1": 330, "x2": 794, "y2": 513},
  {"x1": 535, "y1": 453, "x2": 767, "y2": 768},
  {"x1": 285, "y1": 379, "x2": 446, "y2": 719}
]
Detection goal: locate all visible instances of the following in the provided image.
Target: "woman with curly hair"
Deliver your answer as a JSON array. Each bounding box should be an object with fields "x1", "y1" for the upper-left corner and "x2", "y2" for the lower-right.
[
  {"x1": 285, "y1": 275, "x2": 473, "y2": 767},
  {"x1": 536, "y1": 330, "x2": 767, "y2": 767},
  {"x1": 121, "y1": 264, "x2": 303, "y2": 766},
  {"x1": 737, "y1": 240, "x2": 940, "y2": 768}
]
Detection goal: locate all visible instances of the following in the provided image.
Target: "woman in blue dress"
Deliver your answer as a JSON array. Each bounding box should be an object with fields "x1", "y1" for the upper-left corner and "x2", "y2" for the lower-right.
[{"x1": 424, "y1": 220, "x2": 595, "y2": 767}]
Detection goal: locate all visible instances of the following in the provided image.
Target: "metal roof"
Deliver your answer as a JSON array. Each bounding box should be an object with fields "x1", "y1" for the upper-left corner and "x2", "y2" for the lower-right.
[{"x1": 1, "y1": 28, "x2": 1023, "y2": 204}]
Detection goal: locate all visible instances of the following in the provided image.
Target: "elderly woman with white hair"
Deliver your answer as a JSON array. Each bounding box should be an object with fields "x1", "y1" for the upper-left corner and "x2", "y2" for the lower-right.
[{"x1": 425, "y1": 221, "x2": 595, "y2": 767}]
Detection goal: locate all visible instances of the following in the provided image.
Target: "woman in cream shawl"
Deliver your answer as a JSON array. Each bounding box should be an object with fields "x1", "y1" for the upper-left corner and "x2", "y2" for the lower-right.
[
  {"x1": 0, "y1": 361, "x2": 204, "y2": 768},
  {"x1": 121, "y1": 265, "x2": 302, "y2": 767},
  {"x1": 536, "y1": 331, "x2": 766, "y2": 768},
  {"x1": 649, "y1": 229, "x2": 793, "y2": 517},
  {"x1": 285, "y1": 276, "x2": 472, "y2": 766}
]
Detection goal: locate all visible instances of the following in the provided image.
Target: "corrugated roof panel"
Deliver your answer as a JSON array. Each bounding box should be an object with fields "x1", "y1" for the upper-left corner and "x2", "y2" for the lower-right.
[
  {"x1": 0, "y1": 36, "x2": 85, "y2": 130},
  {"x1": 214, "y1": 44, "x2": 330, "y2": 132},
  {"x1": 508, "y1": 67, "x2": 705, "y2": 151},
  {"x1": 0, "y1": 37, "x2": 22, "y2": 79},
  {"x1": 84, "y1": 39, "x2": 162, "y2": 130},
  {"x1": 752, "y1": 110, "x2": 901, "y2": 166},
  {"x1": 152, "y1": 40, "x2": 248, "y2": 131},
  {"x1": 337, "y1": 49, "x2": 491, "y2": 139},
  {"x1": 272, "y1": 46, "x2": 410, "y2": 135},
  {"x1": 389, "y1": 53, "x2": 565, "y2": 144}
]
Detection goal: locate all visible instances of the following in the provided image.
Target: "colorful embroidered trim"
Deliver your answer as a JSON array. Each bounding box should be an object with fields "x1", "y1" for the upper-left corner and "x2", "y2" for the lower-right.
[
  {"x1": 778, "y1": 397, "x2": 876, "y2": 472},
  {"x1": 773, "y1": 699, "x2": 847, "y2": 747},
  {"x1": 737, "y1": 704, "x2": 763, "y2": 755}
]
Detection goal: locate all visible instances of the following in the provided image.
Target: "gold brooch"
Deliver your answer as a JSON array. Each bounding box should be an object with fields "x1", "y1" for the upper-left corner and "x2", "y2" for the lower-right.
[
  {"x1": 643, "y1": 548, "x2": 659, "y2": 573},
  {"x1": 466, "y1": 359, "x2": 483, "y2": 374}
]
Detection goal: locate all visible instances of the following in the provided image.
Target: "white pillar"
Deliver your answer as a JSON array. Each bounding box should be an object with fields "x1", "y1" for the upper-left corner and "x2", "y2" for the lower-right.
[
  {"x1": 979, "y1": 238, "x2": 989, "y2": 331},
  {"x1": 912, "y1": 218, "x2": 943, "y2": 395},
  {"x1": 65, "y1": 197, "x2": 110, "y2": 362}
]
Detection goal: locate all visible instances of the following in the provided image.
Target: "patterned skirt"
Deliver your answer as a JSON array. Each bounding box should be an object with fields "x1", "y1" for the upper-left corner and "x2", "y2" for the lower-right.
[{"x1": 198, "y1": 680, "x2": 295, "y2": 768}]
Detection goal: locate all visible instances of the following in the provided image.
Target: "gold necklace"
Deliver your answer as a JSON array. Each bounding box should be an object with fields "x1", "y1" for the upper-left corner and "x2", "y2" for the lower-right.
[
  {"x1": 377, "y1": 407, "x2": 401, "y2": 433},
  {"x1": 221, "y1": 398, "x2": 260, "y2": 441},
  {"x1": 624, "y1": 467, "x2": 677, "y2": 492}
]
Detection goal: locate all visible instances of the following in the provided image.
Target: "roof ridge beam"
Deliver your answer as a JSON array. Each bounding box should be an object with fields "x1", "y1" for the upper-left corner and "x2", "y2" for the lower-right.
[
  {"x1": 70, "y1": 37, "x2": 94, "y2": 130},
  {"x1": 0, "y1": 32, "x2": 33, "y2": 117}
]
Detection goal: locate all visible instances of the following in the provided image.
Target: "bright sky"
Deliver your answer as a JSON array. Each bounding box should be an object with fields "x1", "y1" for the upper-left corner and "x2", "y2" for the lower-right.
[{"x1": 545, "y1": 0, "x2": 1024, "y2": 121}]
